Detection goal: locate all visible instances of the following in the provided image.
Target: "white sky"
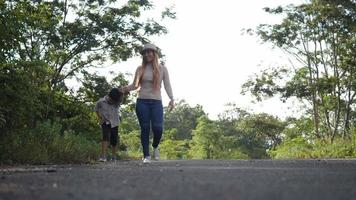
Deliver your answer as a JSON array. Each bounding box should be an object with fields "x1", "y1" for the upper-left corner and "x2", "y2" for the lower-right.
[{"x1": 84, "y1": 0, "x2": 307, "y2": 119}]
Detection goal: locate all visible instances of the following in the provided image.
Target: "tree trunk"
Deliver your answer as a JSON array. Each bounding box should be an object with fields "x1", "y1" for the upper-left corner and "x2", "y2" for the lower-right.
[
  {"x1": 302, "y1": 36, "x2": 320, "y2": 138},
  {"x1": 331, "y1": 33, "x2": 341, "y2": 143}
]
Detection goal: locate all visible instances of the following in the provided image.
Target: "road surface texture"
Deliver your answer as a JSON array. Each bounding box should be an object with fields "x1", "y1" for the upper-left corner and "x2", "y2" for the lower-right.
[{"x1": 1, "y1": 159, "x2": 356, "y2": 200}]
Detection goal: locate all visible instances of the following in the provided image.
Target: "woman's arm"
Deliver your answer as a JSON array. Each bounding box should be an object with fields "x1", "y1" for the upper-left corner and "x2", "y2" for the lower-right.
[
  {"x1": 163, "y1": 66, "x2": 173, "y2": 100},
  {"x1": 163, "y1": 66, "x2": 174, "y2": 110},
  {"x1": 121, "y1": 66, "x2": 140, "y2": 93}
]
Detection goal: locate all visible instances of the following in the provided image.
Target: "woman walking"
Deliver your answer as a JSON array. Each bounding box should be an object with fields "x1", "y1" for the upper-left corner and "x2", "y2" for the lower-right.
[{"x1": 120, "y1": 43, "x2": 174, "y2": 163}]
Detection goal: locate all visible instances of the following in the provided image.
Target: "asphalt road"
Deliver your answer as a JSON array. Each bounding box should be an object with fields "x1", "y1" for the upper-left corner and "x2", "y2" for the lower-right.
[{"x1": 1, "y1": 159, "x2": 356, "y2": 200}]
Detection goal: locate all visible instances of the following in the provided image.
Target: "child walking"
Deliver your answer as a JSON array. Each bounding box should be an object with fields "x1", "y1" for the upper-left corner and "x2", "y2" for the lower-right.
[{"x1": 95, "y1": 88, "x2": 123, "y2": 162}]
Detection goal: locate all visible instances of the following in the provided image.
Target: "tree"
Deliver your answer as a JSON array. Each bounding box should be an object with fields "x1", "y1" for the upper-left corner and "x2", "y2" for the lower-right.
[
  {"x1": 188, "y1": 115, "x2": 249, "y2": 159},
  {"x1": 2, "y1": 0, "x2": 174, "y2": 86},
  {"x1": 243, "y1": 0, "x2": 356, "y2": 141},
  {"x1": 216, "y1": 103, "x2": 249, "y2": 137},
  {"x1": 77, "y1": 71, "x2": 129, "y2": 104},
  {"x1": 0, "y1": 61, "x2": 45, "y2": 132},
  {"x1": 0, "y1": 0, "x2": 174, "y2": 132},
  {"x1": 164, "y1": 100, "x2": 206, "y2": 140},
  {"x1": 0, "y1": 0, "x2": 175, "y2": 163},
  {"x1": 188, "y1": 116, "x2": 219, "y2": 159},
  {"x1": 236, "y1": 113, "x2": 286, "y2": 158}
]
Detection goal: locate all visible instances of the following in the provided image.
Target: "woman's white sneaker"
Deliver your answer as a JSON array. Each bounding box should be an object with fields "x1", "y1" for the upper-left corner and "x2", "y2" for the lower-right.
[
  {"x1": 99, "y1": 156, "x2": 107, "y2": 162},
  {"x1": 143, "y1": 157, "x2": 151, "y2": 164},
  {"x1": 153, "y1": 148, "x2": 160, "y2": 160}
]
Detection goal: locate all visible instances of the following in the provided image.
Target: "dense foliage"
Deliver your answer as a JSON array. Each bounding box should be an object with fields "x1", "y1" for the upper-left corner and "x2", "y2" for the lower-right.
[{"x1": 1, "y1": 0, "x2": 354, "y2": 164}]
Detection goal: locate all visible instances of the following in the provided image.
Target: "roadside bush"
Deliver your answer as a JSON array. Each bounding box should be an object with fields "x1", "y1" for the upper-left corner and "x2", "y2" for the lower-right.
[
  {"x1": 268, "y1": 136, "x2": 313, "y2": 159},
  {"x1": 270, "y1": 128, "x2": 356, "y2": 159},
  {"x1": 1, "y1": 121, "x2": 100, "y2": 164},
  {"x1": 160, "y1": 139, "x2": 189, "y2": 159},
  {"x1": 120, "y1": 130, "x2": 142, "y2": 159}
]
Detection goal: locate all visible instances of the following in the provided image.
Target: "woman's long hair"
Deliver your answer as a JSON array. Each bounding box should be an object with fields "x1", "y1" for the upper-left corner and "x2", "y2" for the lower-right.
[{"x1": 135, "y1": 51, "x2": 160, "y2": 90}]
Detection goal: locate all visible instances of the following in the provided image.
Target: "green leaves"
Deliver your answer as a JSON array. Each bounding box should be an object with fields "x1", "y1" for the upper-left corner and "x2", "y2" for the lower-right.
[
  {"x1": 245, "y1": 0, "x2": 356, "y2": 140},
  {"x1": 0, "y1": 0, "x2": 175, "y2": 163},
  {"x1": 164, "y1": 100, "x2": 206, "y2": 140},
  {"x1": 241, "y1": 67, "x2": 288, "y2": 101},
  {"x1": 0, "y1": 0, "x2": 173, "y2": 128},
  {"x1": 1, "y1": 0, "x2": 174, "y2": 89},
  {"x1": 161, "y1": 6, "x2": 176, "y2": 20}
]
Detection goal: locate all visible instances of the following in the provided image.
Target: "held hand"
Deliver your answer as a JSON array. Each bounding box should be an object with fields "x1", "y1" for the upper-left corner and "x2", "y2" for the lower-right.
[
  {"x1": 119, "y1": 86, "x2": 130, "y2": 95},
  {"x1": 118, "y1": 86, "x2": 125, "y2": 93},
  {"x1": 168, "y1": 99, "x2": 175, "y2": 111}
]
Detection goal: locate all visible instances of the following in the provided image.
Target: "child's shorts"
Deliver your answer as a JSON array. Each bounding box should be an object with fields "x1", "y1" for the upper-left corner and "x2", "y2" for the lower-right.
[{"x1": 101, "y1": 124, "x2": 118, "y2": 146}]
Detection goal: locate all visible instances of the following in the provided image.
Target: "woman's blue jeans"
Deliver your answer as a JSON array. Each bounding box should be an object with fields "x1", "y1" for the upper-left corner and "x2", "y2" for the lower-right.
[{"x1": 135, "y1": 99, "x2": 163, "y2": 157}]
